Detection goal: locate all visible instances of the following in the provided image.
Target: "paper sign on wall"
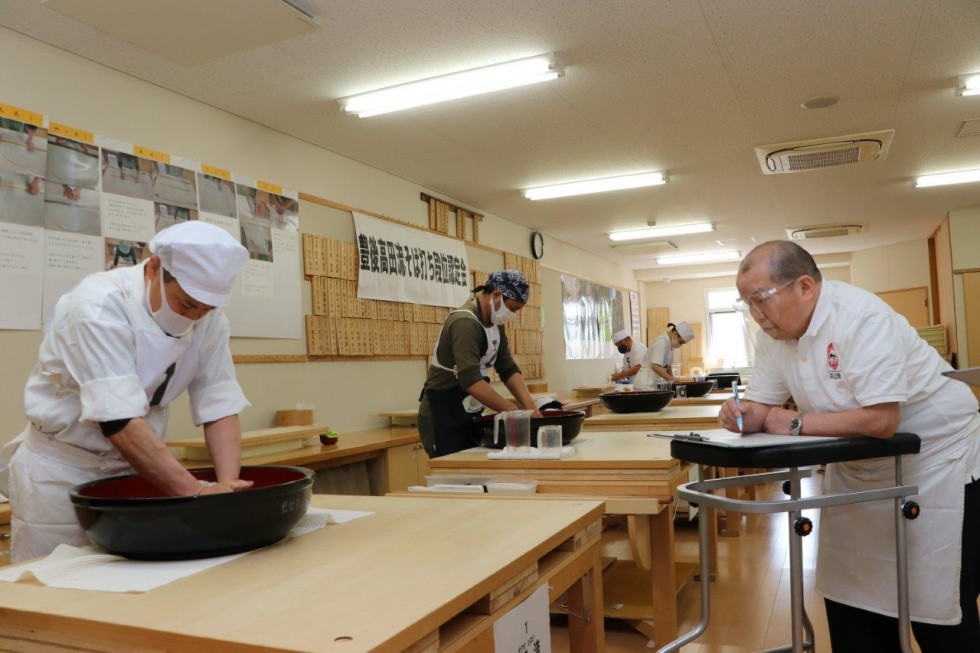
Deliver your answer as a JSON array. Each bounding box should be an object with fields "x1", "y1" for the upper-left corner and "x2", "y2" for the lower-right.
[{"x1": 352, "y1": 211, "x2": 470, "y2": 308}]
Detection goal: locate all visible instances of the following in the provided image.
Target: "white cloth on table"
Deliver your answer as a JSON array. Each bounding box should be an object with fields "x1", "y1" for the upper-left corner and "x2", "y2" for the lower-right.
[
  {"x1": 0, "y1": 507, "x2": 372, "y2": 593},
  {"x1": 487, "y1": 445, "x2": 576, "y2": 460}
]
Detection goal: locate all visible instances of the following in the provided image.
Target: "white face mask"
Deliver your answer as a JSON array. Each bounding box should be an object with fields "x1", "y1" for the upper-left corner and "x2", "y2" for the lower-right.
[
  {"x1": 145, "y1": 270, "x2": 196, "y2": 337},
  {"x1": 490, "y1": 293, "x2": 518, "y2": 326}
]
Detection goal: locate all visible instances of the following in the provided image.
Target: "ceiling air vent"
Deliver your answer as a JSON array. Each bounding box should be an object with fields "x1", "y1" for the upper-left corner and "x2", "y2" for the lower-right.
[
  {"x1": 786, "y1": 223, "x2": 867, "y2": 240},
  {"x1": 756, "y1": 130, "x2": 894, "y2": 175}
]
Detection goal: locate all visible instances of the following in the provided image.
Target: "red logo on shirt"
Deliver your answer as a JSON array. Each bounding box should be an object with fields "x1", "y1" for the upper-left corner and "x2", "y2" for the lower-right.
[{"x1": 827, "y1": 342, "x2": 839, "y2": 371}]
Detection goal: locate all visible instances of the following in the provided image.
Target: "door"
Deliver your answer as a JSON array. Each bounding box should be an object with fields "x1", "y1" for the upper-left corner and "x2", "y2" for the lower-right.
[
  {"x1": 877, "y1": 287, "x2": 929, "y2": 328},
  {"x1": 965, "y1": 272, "x2": 980, "y2": 367}
]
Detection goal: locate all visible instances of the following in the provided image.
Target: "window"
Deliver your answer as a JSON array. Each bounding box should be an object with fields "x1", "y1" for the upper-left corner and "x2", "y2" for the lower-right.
[{"x1": 704, "y1": 287, "x2": 752, "y2": 369}]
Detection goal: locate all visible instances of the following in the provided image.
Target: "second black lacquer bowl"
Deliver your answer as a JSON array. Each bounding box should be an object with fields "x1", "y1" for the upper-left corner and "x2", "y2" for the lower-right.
[{"x1": 599, "y1": 390, "x2": 673, "y2": 413}]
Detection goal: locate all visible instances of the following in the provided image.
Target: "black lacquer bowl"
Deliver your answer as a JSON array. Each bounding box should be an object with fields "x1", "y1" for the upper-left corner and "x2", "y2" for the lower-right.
[
  {"x1": 598, "y1": 390, "x2": 673, "y2": 413},
  {"x1": 70, "y1": 466, "x2": 313, "y2": 560},
  {"x1": 473, "y1": 410, "x2": 585, "y2": 449},
  {"x1": 673, "y1": 381, "x2": 716, "y2": 398},
  {"x1": 708, "y1": 372, "x2": 741, "y2": 388}
]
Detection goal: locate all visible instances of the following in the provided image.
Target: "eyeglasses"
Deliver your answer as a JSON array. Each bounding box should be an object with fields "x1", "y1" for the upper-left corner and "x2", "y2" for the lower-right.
[{"x1": 733, "y1": 278, "x2": 798, "y2": 312}]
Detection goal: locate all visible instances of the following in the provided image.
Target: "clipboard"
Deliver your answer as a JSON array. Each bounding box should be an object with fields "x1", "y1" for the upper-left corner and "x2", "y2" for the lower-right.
[
  {"x1": 943, "y1": 367, "x2": 980, "y2": 388},
  {"x1": 648, "y1": 428, "x2": 840, "y2": 449}
]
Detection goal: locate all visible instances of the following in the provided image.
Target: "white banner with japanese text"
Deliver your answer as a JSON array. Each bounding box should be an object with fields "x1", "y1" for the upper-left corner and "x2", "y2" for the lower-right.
[{"x1": 353, "y1": 211, "x2": 470, "y2": 308}]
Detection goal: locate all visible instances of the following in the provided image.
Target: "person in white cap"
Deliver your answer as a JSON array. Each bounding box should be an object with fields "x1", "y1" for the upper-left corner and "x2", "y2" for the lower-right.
[
  {"x1": 0, "y1": 221, "x2": 252, "y2": 562},
  {"x1": 645, "y1": 321, "x2": 696, "y2": 382},
  {"x1": 610, "y1": 330, "x2": 648, "y2": 384}
]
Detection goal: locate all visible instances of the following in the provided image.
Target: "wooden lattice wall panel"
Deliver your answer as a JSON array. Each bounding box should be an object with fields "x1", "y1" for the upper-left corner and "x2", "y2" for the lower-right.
[{"x1": 503, "y1": 253, "x2": 540, "y2": 284}]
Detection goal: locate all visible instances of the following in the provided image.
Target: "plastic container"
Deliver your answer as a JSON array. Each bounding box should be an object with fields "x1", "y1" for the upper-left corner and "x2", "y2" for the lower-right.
[
  {"x1": 486, "y1": 481, "x2": 538, "y2": 495},
  {"x1": 537, "y1": 425, "x2": 563, "y2": 451},
  {"x1": 473, "y1": 410, "x2": 585, "y2": 449},
  {"x1": 494, "y1": 409, "x2": 532, "y2": 451}
]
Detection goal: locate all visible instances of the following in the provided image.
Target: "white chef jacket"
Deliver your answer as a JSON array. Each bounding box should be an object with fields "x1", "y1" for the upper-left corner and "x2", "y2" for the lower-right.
[
  {"x1": 1, "y1": 262, "x2": 249, "y2": 561},
  {"x1": 24, "y1": 262, "x2": 249, "y2": 453},
  {"x1": 646, "y1": 332, "x2": 674, "y2": 369},
  {"x1": 621, "y1": 340, "x2": 648, "y2": 375},
  {"x1": 746, "y1": 280, "x2": 980, "y2": 623}
]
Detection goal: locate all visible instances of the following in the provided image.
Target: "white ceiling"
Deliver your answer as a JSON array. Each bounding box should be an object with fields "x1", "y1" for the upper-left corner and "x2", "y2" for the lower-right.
[{"x1": 4, "y1": 0, "x2": 980, "y2": 278}]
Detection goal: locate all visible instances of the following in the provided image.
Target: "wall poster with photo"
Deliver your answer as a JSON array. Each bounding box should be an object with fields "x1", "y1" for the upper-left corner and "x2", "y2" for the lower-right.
[
  {"x1": 560, "y1": 273, "x2": 630, "y2": 360},
  {"x1": 0, "y1": 101, "x2": 303, "y2": 339},
  {"x1": 0, "y1": 106, "x2": 48, "y2": 328}
]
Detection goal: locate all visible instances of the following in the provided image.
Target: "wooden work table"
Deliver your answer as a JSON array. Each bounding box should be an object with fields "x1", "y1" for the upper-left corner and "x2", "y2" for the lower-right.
[
  {"x1": 380, "y1": 396, "x2": 604, "y2": 426},
  {"x1": 670, "y1": 393, "x2": 730, "y2": 406},
  {"x1": 427, "y1": 432, "x2": 708, "y2": 646},
  {"x1": 0, "y1": 494, "x2": 605, "y2": 652},
  {"x1": 583, "y1": 404, "x2": 721, "y2": 431}
]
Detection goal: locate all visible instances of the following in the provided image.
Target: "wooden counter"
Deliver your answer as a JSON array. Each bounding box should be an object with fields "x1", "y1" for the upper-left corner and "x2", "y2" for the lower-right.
[
  {"x1": 215, "y1": 425, "x2": 421, "y2": 470},
  {"x1": 583, "y1": 404, "x2": 721, "y2": 431},
  {"x1": 0, "y1": 503, "x2": 10, "y2": 568},
  {"x1": 0, "y1": 494, "x2": 605, "y2": 653},
  {"x1": 181, "y1": 426, "x2": 429, "y2": 495},
  {"x1": 428, "y1": 432, "x2": 705, "y2": 645}
]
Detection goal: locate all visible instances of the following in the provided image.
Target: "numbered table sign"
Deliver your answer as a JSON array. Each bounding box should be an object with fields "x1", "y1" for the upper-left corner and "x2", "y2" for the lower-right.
[{"x1": 492, "y1": 584, "x2": 552, "y2": 653}]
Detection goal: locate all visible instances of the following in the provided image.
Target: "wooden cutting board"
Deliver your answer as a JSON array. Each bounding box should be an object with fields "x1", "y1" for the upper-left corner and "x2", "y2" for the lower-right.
[{"x1": 166, "y1": 424, "x2": 329, "y2": 460}]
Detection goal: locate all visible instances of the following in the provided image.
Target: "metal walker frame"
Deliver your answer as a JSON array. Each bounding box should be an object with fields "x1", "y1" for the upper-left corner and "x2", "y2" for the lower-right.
[{"x1": 657, "y1": 433, "x2": 921, "y2": 653}]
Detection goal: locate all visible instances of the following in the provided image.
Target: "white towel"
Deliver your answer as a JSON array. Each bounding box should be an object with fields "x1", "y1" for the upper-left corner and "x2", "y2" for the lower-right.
[{"x1": 487, "y1": 445, "x2": 576, "y2": 460}]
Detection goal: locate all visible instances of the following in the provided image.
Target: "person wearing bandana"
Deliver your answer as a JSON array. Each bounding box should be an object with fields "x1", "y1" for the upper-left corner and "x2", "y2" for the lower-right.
[
  {"x1": 418, "y1": 269, "x2": 540, "y2": 458},
  {"x1": 0, "y1": 221, "x2": 253, "y2": 563}
]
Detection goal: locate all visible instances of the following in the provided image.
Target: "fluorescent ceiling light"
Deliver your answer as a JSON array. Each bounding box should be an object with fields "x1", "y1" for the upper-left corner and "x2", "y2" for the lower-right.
[
  {"x1": 609, "y1": 222, "x2": 714, "y2": 242},
  {"x1": 656, "y1": 251, "x2": 741, "y2": 266},
  {"x1": 524, "y1": 171, "x2": 667, "y2": 200},
  {"x1": 914, "y1": 169, "x2": 980, "y2": 188},
  {"x1": 957, "y1": 73, "x2": 980, "y2": 97},
  {"x1": 338, "y1": 54, "x2": 562, "y2": 118}
]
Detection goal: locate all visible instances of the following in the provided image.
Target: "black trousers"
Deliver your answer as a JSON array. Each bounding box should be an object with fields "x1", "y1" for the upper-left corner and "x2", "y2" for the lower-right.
[
  {"x1": 417, "y1": 386, "x2": 482, "y2": 458},
  {"x1": 824, "y1": 479, "x2": 980, "y2": 652}
]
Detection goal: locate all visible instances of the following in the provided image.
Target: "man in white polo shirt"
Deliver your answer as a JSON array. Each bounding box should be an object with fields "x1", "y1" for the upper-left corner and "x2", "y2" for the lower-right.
[{"x1": 719, "y1": 240, "x2": 980, "y2": 652}]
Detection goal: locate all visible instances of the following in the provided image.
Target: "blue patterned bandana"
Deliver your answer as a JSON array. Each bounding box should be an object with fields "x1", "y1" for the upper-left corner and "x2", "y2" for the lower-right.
[{"x1": 486, "y1": 269, "x2": 530, "y2": 304}]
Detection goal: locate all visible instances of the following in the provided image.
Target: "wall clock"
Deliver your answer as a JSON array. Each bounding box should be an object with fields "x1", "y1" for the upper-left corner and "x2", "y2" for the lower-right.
[{"x1": 530, "y1": 231, "x2": 544, "y2": 260}]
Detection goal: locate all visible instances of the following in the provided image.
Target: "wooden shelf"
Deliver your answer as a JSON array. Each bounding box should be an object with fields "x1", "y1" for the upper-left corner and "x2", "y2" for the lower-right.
[{"x1": 602, "y1": 559, "x2": 698, "y2": 620}]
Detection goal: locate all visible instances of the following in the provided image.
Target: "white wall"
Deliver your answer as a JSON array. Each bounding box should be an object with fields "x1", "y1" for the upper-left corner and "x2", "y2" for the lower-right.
[{"x1": 0, "y1": 28, "x2": 636, "y2": 445}]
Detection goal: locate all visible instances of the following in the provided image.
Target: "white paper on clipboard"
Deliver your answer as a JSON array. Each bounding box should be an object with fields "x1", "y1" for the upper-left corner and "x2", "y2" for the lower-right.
[
  {"x1": 652, "y1": 429, "x2": 840, "y2": 448},
  {"x1": 943, "y1": 367, "x2": 980, "y2": 388}
]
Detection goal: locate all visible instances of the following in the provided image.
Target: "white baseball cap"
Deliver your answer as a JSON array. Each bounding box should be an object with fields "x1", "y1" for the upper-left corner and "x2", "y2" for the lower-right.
[
  {"x1": 674, "y1": 321, "x2": 696, "y2": 343},
  {"x1": 149, "y1": 221, "x2": 248, "y2": 307},
  {"x1": 611, "y1": 329, "x2": 629, "y2": 343}
]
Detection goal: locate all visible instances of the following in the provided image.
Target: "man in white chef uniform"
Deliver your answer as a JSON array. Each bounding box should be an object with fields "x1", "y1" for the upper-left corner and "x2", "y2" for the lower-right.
[
  {"x1": 610, "y1": 330, "x2": 648, "y2": 386},
  {"x1": 0, "y1": 221, "x2": 254, "y2": 563},
  {"x1": 719, "y1": 240, "x2": 980, "y2": 651}
]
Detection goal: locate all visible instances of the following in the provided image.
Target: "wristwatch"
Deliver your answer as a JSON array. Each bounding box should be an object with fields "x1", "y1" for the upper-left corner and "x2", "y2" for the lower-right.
[{"x1": 789, "y1": 411, "x2": 806, "y2": 436}]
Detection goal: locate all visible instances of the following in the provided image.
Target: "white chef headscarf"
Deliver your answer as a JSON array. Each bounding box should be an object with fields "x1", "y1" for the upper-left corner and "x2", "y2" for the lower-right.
[{"x1": 148, "y1": 221, "x2": 249, "y2": 307}]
